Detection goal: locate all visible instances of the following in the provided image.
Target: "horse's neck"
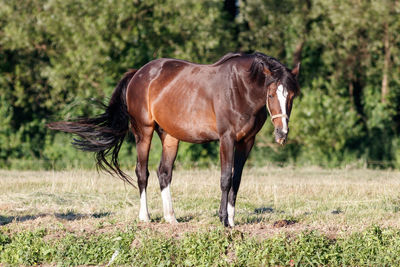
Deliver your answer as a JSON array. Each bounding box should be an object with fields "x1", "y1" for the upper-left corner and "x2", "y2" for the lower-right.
[{"x1": 233, "y1": 69, "x2": 267, "y2": 112}]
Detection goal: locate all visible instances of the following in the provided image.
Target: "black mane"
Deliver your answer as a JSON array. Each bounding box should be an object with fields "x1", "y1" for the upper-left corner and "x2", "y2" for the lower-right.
[{"x1": 249, "y1": 52, "x2": 300, "y2": 96}]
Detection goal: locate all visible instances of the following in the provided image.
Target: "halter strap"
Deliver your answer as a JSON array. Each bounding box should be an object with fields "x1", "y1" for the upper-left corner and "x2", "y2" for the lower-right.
[
  {"x1": 266, "y1": 87, "x2": 289, "y2": 122},
  {"x1": 270, "y1": 113, "x2": 289, "y2": 121}
]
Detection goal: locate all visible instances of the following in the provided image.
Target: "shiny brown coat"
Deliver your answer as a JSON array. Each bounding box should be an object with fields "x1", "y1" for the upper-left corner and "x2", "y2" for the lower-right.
[{"x1": 48, "y1": 52, "x2": 300, "y2": 227}]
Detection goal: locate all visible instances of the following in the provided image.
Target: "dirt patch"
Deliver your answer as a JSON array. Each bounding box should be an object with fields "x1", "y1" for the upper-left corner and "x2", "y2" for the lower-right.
[
  {"x1": 1, "y1": 213, "x2": 394, "y2": 242},
  {"x1": 225, "y1": 242, "x2": 237, "y2": 264},
  {"x1": 233, "y1": 221, "x2": 352, "y2": 240},
  {"x1": 0, "y1": 204, "x2": 13, "y2": 211},
  {"x1": 1, "y1": 214, "x2": 210, "y2": 240},
  {"x1": 236, "y1": 222, "x2": 299, "y2": 238},
  {"x1": 135, "y1": 221, "x2": 207, "y2": 239},
  {"x1": 273, "y1": 219, "x2": 297, "y2": 228},
  {"x1": 0, "y1": 216, "x2": 322, "y2": 239},
  {"x1": 1, "y1": 214, "x2": 127, "y2": 238},
  {"x1": 130, "y1": 238, "x2": 142, "y2": 249}
]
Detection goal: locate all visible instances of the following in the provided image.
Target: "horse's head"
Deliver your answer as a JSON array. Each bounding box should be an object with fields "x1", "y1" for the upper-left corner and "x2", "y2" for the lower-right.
[{"x1": 266, "y1": 63, "x2": 300, "y2": 145}]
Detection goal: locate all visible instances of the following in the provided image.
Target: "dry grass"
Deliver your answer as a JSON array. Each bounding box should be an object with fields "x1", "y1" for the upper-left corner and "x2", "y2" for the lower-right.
[{"x1": 1, "y1": 166, "x2": 400, "y2": 237}]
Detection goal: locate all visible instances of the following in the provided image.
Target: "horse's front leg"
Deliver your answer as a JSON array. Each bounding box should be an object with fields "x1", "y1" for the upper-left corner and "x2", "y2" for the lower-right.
[
  {"x1": 227, "y1": 137, "x2": 255, "y2": 227},
  {"x1": 218, "y1": 134, "x2": 235, "y2": 227}
]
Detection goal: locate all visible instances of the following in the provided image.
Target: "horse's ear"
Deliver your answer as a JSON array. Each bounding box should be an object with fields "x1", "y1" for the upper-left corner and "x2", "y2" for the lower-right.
[{"x1": 291, "y1": 62, "x2": 300, "y2": 79}]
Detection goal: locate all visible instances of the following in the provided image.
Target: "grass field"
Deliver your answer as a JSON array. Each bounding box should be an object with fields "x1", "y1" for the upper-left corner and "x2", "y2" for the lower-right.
[{"x1": 1, "y1": 166, "x2": 400, "y2": 265}]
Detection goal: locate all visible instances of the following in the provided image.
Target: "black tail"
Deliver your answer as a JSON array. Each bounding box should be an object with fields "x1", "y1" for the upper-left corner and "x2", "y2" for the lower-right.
[{"x1": 47, "y1": 69, "x2": 137, "y2": 186}]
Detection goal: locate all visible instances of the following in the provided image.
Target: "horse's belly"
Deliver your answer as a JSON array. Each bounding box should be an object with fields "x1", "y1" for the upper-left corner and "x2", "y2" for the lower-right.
[
  {"x1": 153, "y1": 107, "x2": 219, "y2": 143},
  {"x1": 164, "y1": 125, "x2": 218, "y2": 143}
]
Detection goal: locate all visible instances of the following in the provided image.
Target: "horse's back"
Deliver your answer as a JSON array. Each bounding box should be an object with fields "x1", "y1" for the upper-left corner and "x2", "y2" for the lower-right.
[{"x1": 126, "y1": 58, "x2": 222, "y2": 142}]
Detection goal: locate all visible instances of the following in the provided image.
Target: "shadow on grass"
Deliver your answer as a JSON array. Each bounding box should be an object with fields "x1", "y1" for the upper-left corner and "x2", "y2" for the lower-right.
[
  {"x1": 148, "y1": 215, "x2": 194, "y2": 223},
  {"x1": 177, "y1": 215, "x2": 194, "y2": 223},
  {"x1": 0, "y1": 214, "x2": 47, "y2": 225},
  {"x1": 243, "y1": 216, "x2": 267, "y2": 224},
  {"x1": 253, "y1": 206, "x2": 285, "y2": 215},
  {"x1": 54, "y1": 211, "x2": 112, "y2": 221},
  {"x1": 235, "y1": 206, "x2": 288, "y2": 225},
  {"x1": 254, "y1": 206, "x2": 274, "y2": 214},
  {"x1": 0, "y1": 212, "x2": 112, "y2": 225},
  {"x1": 150, "y1": 215, "x2": 163, "y2": 223}
]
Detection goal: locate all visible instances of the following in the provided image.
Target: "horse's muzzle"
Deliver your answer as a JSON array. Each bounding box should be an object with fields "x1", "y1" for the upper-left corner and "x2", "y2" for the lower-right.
[{"x1": 274, "y1": 128, "x2": 288, "y2": 145}]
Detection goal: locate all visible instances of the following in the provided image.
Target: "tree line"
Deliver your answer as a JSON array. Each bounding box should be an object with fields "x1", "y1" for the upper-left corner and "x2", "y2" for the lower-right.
[{"x1": 0, "y1": 0, "x2": 399, "y2": 170}]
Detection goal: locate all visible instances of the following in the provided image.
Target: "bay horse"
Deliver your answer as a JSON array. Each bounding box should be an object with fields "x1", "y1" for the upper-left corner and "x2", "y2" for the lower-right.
[{"x1": 48, "y1": 52, "x2": 300, "y2": 227}]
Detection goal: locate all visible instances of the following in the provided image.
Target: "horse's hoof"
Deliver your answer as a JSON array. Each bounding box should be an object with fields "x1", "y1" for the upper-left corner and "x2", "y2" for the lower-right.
[
  {"x1": 219, "y1": 216, "x2": 229, "y2": 227},
  {"x1": 139, "y1": 215, "x2": 150, "y2": 223},
  {"x1": 165, "y1": 216, "x2": 178, "y2": 224}
]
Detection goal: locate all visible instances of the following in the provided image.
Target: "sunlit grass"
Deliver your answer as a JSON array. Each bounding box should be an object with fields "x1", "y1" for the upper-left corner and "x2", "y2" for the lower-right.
[{"x1": 1, "y1": 166, "x2": 400, "y2": 234}]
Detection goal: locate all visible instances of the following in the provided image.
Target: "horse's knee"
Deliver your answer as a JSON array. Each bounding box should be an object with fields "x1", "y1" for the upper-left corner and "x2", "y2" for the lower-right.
[
  {"x1": 220, "y1": 174, "x2": 232, "y2": 192},
  {"x1": 157, "y1": 165, "x2": 172, "y2": 190}
]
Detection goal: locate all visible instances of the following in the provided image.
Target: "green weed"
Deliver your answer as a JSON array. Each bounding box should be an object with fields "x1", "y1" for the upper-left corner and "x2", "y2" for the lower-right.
[{"x1": 1, "y1": 226, "x2": 400, "y2": 266}]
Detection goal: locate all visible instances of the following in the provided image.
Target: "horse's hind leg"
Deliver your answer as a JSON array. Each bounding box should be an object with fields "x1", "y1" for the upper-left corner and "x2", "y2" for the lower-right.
[
  {"x1": 156, "y1": 126, "x2": 179, "y2": 223},
  {"x1": 132, "y1": 125, "x2": 154, "y2": 222}
]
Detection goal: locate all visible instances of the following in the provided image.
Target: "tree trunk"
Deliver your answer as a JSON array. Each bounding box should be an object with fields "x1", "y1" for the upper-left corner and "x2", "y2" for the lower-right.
[
  {"x1": 292, "y1": 0, "x2": 311, "y2": 67},
  {"x1": 223, "y1": 0, "x2": 238, "y2": 21},
  {"x1": 381, "y1": 22, "x2": 390, "y2": 103},
  {"x1": 293, "y1": 40, "x2": 304, "y2": 67}
]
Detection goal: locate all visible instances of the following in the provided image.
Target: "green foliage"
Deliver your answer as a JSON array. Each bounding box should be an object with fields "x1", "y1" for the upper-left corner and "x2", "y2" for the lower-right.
[
  {"x1": 178, "y1": 229, "x2": 233, "y2": 265},
  {"x1": 1, "y1": 0, "x2": 400, "y2": 168},
  {"x1": 235, "y1": 231, "x2": 333, "y2": 266},
  {"x1": 0, "y1": 229, "x2": 54, "y2": 265},
  {"x1": 334, "y1": 226, "x2": 400, "y2": 266},
  {"x1": 52, "y1": 231, "x2": 136, "y2": 266},
  {"x1": 238, "y1": 0, "x2": 400, "y2": 168},
  {"x1": 129, "y1": 234, "x2": 176, "y2": 266},
  {"x1": 0, "y1": 231, "x2": 11, "y2": 252},
  {"x1": 0, "y1": 0, "x2": 233, "y2": 169},
  {"x1": 2, "y1": 226, "x2": 400, "y2": 265},
  {"x1": 177, "y1": 142, "x2": 219, "y2": 168},
  {"x1": 290, "y1": 79, "x2": 363, "y2": 166}
]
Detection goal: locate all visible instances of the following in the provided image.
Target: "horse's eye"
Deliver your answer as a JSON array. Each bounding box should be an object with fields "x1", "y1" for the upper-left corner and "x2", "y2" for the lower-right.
[{"x1": 268, "y1": 95, "x2": 274, "y2": 98}]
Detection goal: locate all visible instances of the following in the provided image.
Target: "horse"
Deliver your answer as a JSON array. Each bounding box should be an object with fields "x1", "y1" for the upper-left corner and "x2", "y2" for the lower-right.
[{"x1": 47, "y1": 52, "x2": 300, "y2": 227}]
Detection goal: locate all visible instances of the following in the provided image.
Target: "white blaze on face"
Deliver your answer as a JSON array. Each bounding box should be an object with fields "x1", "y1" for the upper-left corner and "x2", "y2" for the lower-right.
[
  {"x1": 139, "y1": 189, "x2": 150, "y2": 222},
  {"x1": 276, "y1": 84, "x2": 288, "y2": 133},
  {"x1": 161, "y1": 184, "x2": 177, "y2": 223}
]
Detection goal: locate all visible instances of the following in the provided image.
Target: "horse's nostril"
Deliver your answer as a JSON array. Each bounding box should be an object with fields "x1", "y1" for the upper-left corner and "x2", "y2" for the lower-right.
[
  {"x1": 274, "y1": 128, "x2": 288, "y2": 146},
  {"x1": 274, "y1": 128, "x2": 286, "y2": 138}
]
